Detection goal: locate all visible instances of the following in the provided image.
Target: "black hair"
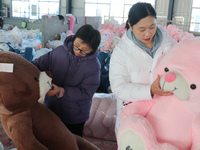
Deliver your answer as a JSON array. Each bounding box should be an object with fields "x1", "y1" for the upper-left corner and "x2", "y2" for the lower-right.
[
  {"x1": 72, "y1": 24, "x2": 101, "y2": 55},
  {"x1": 125, "y1": 2, "x2": 157, "y2": 30}
]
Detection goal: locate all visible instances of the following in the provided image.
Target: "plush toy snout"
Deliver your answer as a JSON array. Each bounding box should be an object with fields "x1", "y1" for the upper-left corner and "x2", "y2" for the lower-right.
[
  {"x1": 38, "y1": 72, "x2": 52, "y2": 103},
  {"x1": 160, "y1": 71, "x2": 190, "y2": 100}
]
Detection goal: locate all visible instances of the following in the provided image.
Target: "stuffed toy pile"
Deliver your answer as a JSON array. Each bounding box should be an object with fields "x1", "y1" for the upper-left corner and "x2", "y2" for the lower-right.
[
  {"x1": 118, "y1": 39, "x2": 200, "y2": 150},
  {"x1": 0, "y1": 42, "x2": 34, "y2": 62},
  {"x1": 98, "y1": 20, "x2": 124, "y2": 53},
  {"x1": 0, "y1": 51, "x2": 99, "y2": 150},
  {"x1": 160, "y1": 24, "x2": 196, "y2": 42}
]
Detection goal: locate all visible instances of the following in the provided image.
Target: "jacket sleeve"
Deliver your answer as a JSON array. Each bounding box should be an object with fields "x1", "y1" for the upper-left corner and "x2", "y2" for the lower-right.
[
  {"x1": 109, "y1": 45, "x2": 152, "y2": 103},
  {"x1": 62, "y1": 61, "x2": 100, "y2": 102},
  {"x1": 32, "y1": 51, "x2": 52, "y2": 71}
]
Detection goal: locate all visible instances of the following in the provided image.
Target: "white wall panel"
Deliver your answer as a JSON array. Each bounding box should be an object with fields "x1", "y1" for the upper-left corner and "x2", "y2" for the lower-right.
[
  {"x1": 155, "y1": 0, "x2": 169, "y2": 26},
  {"x1": 2, "y1": 0, "x2": 10, "y2": 6},
  {"x1": 1, "y1": 0, "x2": 195, "y2": 32},
  {"x1": 60, "y1": 0, "x2": 67, "y2": 15},
  {"x1": 72, "y1": 0, "x2": 85, "y2": 16},
  {"x1": 172, "y1": 0, "x2": 193, "y2": 31}
]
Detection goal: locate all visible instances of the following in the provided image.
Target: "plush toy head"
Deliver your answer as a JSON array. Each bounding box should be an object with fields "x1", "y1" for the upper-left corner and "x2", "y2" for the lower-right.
[
  {"x1": 0, "y1": 51, "x2": 40, "y2": 115},
  {"x1": 0, "y1": 42, "x2": 13, "y2": 52},
  {"x1": 156, "y1": 39, "x2": 200, "y2": 103},
  {"x1": 118, "y1": 39, "x2": 200, "y2": 150},
  {"x1": 0, "y1": 51, "x2": 99, "y2": 150}
]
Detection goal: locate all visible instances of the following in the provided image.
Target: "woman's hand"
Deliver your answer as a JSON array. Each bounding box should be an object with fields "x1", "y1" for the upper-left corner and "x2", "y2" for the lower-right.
[
  {"x1": 47, "y1": 83, "x2": 60, "y2": 96},
  {"x1": 151, "y1": 75, "x2": 173, "y2": 96}
]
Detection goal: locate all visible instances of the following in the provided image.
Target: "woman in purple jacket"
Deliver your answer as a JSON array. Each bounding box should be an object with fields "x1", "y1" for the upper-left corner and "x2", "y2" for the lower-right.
[{"x1": 33, "y1": 24, "x2": 101, "y2": 137}]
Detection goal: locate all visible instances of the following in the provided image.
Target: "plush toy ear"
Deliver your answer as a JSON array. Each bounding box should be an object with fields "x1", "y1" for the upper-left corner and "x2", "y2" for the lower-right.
[{"x1": 45, "y1": 71, "x2": 53, "y2": 78}]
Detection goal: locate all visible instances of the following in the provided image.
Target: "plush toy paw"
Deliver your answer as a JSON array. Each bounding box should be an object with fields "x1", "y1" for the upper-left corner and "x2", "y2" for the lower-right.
[
  {"x1": 119, "y1": 130, "x2": 178, "y2": 150},
  {"x1": 118, "y1": 114, "x2": 179, "y2": 150},
  {"x1": 119, "y1": 130, "x2": 145, "y2": 150},
  {"x1": 118, "y1": 114, "x2": 157, "y2": 150}
]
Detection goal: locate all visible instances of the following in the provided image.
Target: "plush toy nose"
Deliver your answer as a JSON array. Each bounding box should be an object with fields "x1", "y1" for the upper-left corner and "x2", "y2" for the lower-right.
[{"x1": 165, "y1": 72, "x2": 177, "y2": 83}]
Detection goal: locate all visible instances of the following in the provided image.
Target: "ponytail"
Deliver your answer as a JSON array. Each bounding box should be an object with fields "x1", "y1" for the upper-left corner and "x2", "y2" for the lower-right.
[{"x1": 125, "y1": 20, "x2": 130, "y2": 30}]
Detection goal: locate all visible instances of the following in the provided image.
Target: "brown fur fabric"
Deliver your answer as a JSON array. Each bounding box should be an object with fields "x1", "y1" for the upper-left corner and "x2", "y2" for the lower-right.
[{"x1": 0, "y1": 51, "x2": 99, "y2": 150}]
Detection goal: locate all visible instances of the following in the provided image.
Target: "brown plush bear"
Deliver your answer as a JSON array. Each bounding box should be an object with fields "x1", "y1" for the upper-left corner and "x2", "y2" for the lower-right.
[{"x1": 0, "y1": 51, "x2": 99, "y2": 150}]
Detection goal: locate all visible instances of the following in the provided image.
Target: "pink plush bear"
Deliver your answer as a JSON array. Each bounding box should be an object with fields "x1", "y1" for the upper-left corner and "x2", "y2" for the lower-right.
[{"x1": 118, "y1": 39, "x2": 200, "y2": 150}]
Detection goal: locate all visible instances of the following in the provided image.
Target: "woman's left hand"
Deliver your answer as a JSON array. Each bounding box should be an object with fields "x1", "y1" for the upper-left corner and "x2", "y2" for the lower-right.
[
  {"x1": 151, "y1": 75, "x2": 173, "y2": 96},
  {"x1": 47, "y1": 83, "x2": 60, "y2": 96}
]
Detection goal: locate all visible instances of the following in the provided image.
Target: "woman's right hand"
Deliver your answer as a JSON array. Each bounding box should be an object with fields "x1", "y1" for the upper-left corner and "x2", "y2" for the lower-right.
[
  {"x1": 47, "y1": 83, "x2": 60, "y2": 96},
  {"x1": 151, "y1": 75, "x2": 173, "y2": 96}
]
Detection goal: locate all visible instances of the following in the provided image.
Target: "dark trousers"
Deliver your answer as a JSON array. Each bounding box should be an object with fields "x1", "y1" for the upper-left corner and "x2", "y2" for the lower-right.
[{"x1": 65, "y1": 122, "x2": 85, "y2": 137}]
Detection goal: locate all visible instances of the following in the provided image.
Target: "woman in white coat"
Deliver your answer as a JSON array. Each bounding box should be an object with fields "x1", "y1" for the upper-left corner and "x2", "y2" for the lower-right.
[{"x1": 109, "y1": 2, "x2": 177, "y2": 135}]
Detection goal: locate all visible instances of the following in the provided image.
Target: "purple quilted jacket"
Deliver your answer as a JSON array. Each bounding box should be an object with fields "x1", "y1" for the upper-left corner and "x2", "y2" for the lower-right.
[{"x1": 33, "y1": 36, "x2": 100, "y2": 124}]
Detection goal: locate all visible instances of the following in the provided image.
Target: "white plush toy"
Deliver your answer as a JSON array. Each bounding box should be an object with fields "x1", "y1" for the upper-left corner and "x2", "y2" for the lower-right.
[{"x1": 38, "y1": 72, "x2": 52, "y2": 103}]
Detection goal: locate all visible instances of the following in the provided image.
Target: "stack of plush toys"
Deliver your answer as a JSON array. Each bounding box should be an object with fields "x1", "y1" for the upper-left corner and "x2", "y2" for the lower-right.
[
  {"x1": 118, "y1": 38, "x2": 200, "y2": 150},
  {"x1": 0, "y1": 42, "x2": 34, "y2": 62},
  {"x1": 99, "y1": 21, "x2": 124, "y2": 54},
  {"x1": 0, "y1": 51, "x2": 100, "y2": 150}
]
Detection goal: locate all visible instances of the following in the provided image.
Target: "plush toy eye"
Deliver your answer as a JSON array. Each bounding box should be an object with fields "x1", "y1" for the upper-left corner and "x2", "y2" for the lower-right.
[
  {"x1": 190, "y1": 84, "x2": 196, "y2": 90},
  {"x1": 34, "y1": 77, "x2": 39, "y2": 82},
  {"x1": 164, "y1": 68, "x2": 169, "y2": 72}
]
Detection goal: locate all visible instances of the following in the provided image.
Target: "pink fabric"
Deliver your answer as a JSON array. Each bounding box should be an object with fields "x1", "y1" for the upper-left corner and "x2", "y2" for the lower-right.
[
  {"x1": 160, "y1": 24, "x2": 196, "y2": 42},
  {"x1": 119, "y1": 39, "x2": 200, "y2": 150},
  {"x1": 85, "y1": 17, "x2": 87, "y2": 24},
  {"x1": 68, "y1": 15, "x2": 75, "y2": 32},
  {"x1": 46, "y1": 14, "x2": 52, "y2": 18},
  {"x1": 83, "y1": 93, "x2": 117, "y2": 142},
  {"x1": 164, "y1": 72, "x2": 176, "y2": 83},
  {"x1": 84, "y1": 136, "x2": 117, "y2": 150}
]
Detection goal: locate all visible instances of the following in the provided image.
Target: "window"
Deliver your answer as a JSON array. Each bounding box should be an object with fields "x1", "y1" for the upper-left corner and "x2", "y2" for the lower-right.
[
  {"x1": 12, "y1": 0, "x2": 59, "y2": 19},
  {"x1": 85, "y1": 0, "x2": 155, "y2": 24},
  {"x1": 190, "y1": 0, "x2": 200, "y2": 32}
]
